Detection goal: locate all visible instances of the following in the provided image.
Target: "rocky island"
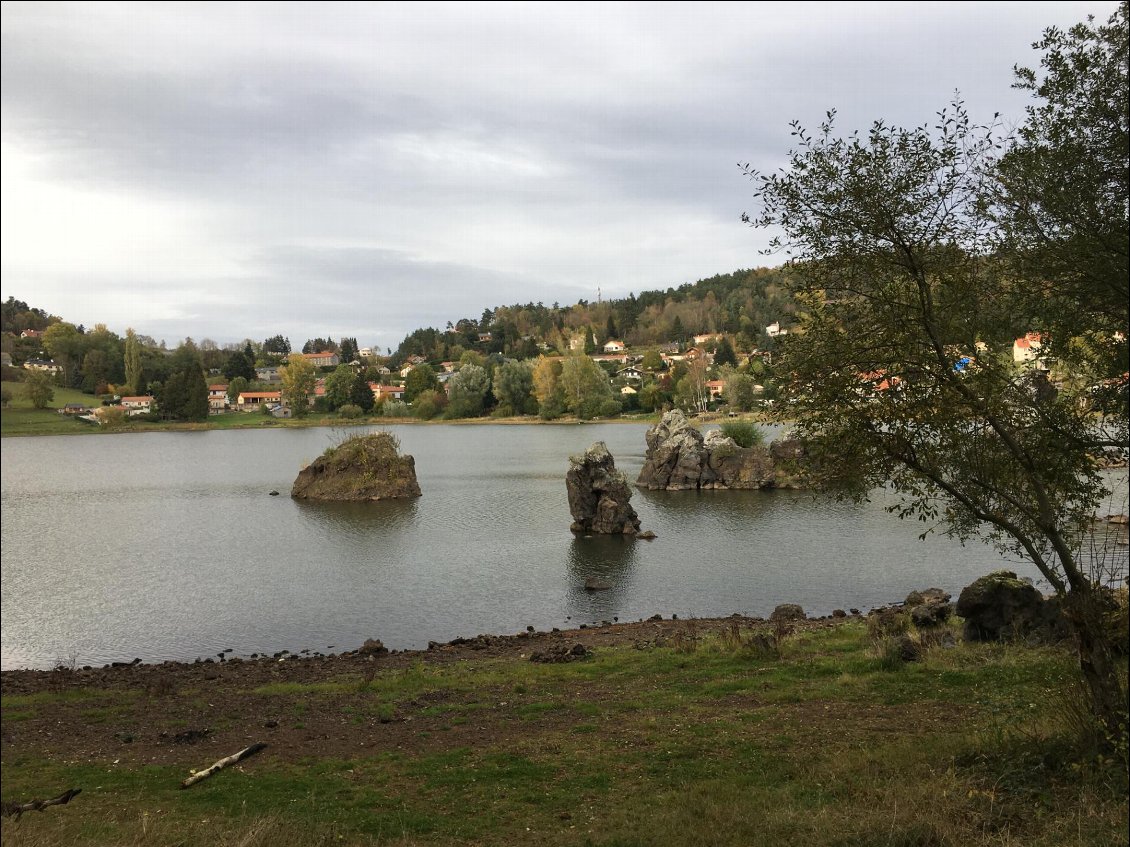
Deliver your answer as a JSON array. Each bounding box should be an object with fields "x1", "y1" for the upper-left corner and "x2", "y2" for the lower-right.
[
  {"x1": 636, "y1": 409, "x2": 808, "y2": 491},
  {"x1": 291, "y1": 431, "x2": 422, "y2": 501},
  {"x1": 566, "y1": 441, "x2": 645, "y2": 535}
]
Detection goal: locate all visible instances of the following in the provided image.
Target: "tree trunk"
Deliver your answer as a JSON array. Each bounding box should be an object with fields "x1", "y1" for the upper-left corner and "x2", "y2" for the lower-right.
[{"x1": 1065, "y1": 589, "x2": 1127, "y2": 744}]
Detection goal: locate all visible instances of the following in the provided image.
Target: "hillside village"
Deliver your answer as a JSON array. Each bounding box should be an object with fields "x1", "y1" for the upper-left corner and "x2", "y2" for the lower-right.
[{"x1": 2, "y1": 279, "x2": 1097, "y2": 428}]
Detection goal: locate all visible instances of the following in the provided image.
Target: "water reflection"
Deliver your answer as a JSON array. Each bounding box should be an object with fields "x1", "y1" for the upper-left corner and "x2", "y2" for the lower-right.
[
  {"x1": 293, "y1": 498, "x2": 420, "y2": 539},
  {"x1": 565, "y1": 535, "x2": 641, "y2": 622}
]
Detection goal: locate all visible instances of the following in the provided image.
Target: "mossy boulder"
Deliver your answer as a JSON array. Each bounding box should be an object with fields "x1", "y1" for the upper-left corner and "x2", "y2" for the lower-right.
[
  {"x1": 291, "y1": 432, "x2": 421, "y2": 501},
  {"x1": 956, "y1": 570, "x2": 1064, "y2": 643}
]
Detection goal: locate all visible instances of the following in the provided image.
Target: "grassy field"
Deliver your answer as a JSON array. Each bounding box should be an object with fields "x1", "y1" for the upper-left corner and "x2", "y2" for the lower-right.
[
  {"x1": 1, "y1": 619, "x2": 1126, "y2": 846},
  {"x1": 0, "y1": 382, "x2": 104, "y2": 436},
  {"x1": 0, "y1": 381, "x2": 393, "y2": 437}
]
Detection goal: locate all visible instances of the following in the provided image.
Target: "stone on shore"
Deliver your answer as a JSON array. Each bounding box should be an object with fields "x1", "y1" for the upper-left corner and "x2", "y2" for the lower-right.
[{"x1": 955, "y1": 571, "x2": 1067, "y2": 643}]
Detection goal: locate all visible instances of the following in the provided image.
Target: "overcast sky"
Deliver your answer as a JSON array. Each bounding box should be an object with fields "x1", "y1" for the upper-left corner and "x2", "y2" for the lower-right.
[{"x1": 1, "y1": 2, "x2": 1117, "y2": 352}]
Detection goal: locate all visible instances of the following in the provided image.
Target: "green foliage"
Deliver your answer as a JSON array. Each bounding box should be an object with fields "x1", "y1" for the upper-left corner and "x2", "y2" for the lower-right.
[
  {"x1": 720, "y1": 419, "x2": 764, "y2": 448},
  {"x1": 337, "y1": 403, "x2": 363, "y2": 419},
  {"x1": 743, "y1": 4, "x2": 1128, "y2": 737},
  {"x1": 412, "y1": 389, "x2": 445, "y2": 420},
  {"x1": 302, "y1": 337, "x2": 337, "y2": 354},
  {"x1": 158, "y1": 344, "x2": 208, "y2": 422},
  {"x1": 1, "y1": 295, "x2": 59, "y2": 333},
  {"x1": 323, "y1": 364, "x2": 356, "y2": 410},
  {"x1": 446, "y1": 363, "x2": 489, "y2": 418},
  {"x1": 725, "y1": 372, "x2": 757, "y2": 411},
  {"x1": 713, "y1": 335, "x2": 737, "y2": 367},
  {"x1": 381, "y1": 400, "x2": 410, "y2": 417},
  {"x1": 262, "y1": 334, "x2": 291, "y2": 356},
  {"x1": 637, "y1": 381, "x2": 666, "y2": 413},
  {"x1": 404, "y1": 364, "x2": 440, "y2": 402},
  {"x1": 560, "y1": 354, "x2": 615, "y2": 419},
  {"x1": 222, "y1": 345, "x2": 256, "y2": 382},
  {"x1": 123, "y1": 328, "x2": 142, "y2": 394},
  {"x1": 999, "y1": 2, "x2": 1129, "y2": 384},
  {"x1": 348, "y1": 372, "x2": 376, "y2": 412},
  {"x1": 99, "y1": 405, "x2": 128, "y2": 429},
  {"x1": 279, "y1": 353, "x2": 316, "y2": 418},
  {"x1": 226, "y1": 375, "x2": 249, "y2": 404},
  {"x1": 492, "y1": 360, "x2": 534, "y2": 414},
  {"x1": 338, "y1": 336, "x2": 359, "y2": 363},
  {"x1": 22, "y1": 370, "x2": 55, "y2": 409},
  {"x1": 326, "y1": 430, "x2": 401, "y2": 462}
]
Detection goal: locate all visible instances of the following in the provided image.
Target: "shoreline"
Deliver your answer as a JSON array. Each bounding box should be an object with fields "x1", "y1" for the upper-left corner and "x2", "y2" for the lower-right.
[
  {"x1": 0, "y1": 411, "x2": 683, "y2": 438},
  {"x1": 0, "y1": 612, "x2": 859, "y2": 687}
]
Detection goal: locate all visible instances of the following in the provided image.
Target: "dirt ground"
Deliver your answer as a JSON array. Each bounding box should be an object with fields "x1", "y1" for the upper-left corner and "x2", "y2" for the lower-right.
[{"x1": 0, "y1": 614, "x2": 855, "y2": 770}]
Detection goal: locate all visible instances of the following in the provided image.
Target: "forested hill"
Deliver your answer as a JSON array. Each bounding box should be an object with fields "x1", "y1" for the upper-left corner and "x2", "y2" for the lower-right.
[
  {"x1": 393, "y1": 266, "x2": 797, "y2": 362},
  {"x1": 2, "y1": 264, "x2": 798, "y2": 371}
]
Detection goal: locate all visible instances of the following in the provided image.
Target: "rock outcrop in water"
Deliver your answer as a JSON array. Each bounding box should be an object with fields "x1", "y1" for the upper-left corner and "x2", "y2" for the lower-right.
[
  {"x1": 635, "y1": 410, "x2": 807, "y2": 491},
  {"x1": 291, "y1": 432, "x2": 421, "y2": 501},
  {"x1": 566, "y1": 442, "x2": 643, "y2": 535}
]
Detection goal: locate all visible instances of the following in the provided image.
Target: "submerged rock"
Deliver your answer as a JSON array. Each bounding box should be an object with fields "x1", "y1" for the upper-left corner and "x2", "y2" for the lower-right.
[
  {"x1": 291, "y1": 432, "x2": 421, "y2": 501},
  {"x1": 566, "y1": 442, "x2": 643, "y2": 535}
]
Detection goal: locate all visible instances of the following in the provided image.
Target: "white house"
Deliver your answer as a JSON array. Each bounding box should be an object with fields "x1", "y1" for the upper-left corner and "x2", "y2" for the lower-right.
[
  {"x1": 23, "y1": 358, "x2": 61, "y2": 373},
  {"x1": 603, "y1": 339, "x2": 626, "y2": 353},
  {"x1": 617, "y1": 366, "x2": 644, "y2": 381},
  {"x1": 120, "y1": 395, "x2": 155, "y2": 416}
]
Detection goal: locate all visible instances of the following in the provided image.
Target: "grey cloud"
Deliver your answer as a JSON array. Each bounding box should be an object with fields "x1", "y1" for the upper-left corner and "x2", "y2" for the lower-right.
[{"x1": 2, "y1": 1, "x2": 1118, "y2": 351}]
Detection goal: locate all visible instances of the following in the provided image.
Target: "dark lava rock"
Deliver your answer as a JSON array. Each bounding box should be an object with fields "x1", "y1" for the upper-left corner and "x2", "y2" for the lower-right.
[
  {"x1": 769, "y1": 604, "x2": 806, "y2": 623},
  {"x1": 956, "y1": 570, "x2": 1065, "y2": 643},
  {"x1": 530, "y1": 643, "x2": 591, "y2": 664},
  {"x1": 566, "y1": 442, "x2": 642, "y2": 535},
  {"x1": 359, "y1": 639, "x2": 389, "y2": 656},
  {"x1": 636, "y1": 409, "x2": 808, "y2": 491}
]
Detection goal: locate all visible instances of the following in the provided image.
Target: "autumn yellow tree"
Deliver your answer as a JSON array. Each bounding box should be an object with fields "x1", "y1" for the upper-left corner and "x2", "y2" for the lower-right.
[{"x1": 280, "y1": 353, "x2": 316, "y2": 417}]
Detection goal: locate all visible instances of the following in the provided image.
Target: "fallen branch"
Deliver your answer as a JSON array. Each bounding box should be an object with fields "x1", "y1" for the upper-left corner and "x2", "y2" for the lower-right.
[
  {"x1": 179, "y1": 743, "x2": 267, "y2": 789},
  {"x1": 1, "y1": 788, "x2": 82, "y2": 820}
]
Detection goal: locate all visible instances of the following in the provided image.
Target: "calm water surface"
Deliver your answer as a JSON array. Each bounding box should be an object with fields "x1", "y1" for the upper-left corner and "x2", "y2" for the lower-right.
[{"x1": 3, "y1": 424, "x2": 1119, "y2": 670}]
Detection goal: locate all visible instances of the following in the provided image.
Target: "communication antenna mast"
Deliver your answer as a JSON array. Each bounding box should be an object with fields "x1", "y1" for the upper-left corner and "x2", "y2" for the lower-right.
[{"x1": 597, "y1": 286, "x2": 602, "y2": 304}]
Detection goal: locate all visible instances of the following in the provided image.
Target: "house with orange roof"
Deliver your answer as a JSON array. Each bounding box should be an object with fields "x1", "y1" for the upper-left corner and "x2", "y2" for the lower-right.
[
  {"x1": 236, "y1": 391, "x2": 281, "y2": 411},
  {"x1": 208, "y1": 384, "x2": 228, "y2": 413},
  {"x1": 1013, "y1": 332, "x2": 1048, "y2": 370},
  {"x1": 369, "y1": 383, "x2": 405, "y2": 402}
]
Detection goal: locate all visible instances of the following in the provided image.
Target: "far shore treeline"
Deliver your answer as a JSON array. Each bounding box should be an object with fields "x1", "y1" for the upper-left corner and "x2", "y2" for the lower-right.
[
  {"x1": 1, "y1": 266, "x2": 803, "y2": 425},
  {"x1": 0, "y1": 255, "x2": 1053, "y2": 430}
]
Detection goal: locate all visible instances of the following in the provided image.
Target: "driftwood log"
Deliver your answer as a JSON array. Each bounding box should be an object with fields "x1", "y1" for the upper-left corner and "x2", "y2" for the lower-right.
[
  {"x1": 1, "y1": 788, "x2": 82, "y2": 820},
  {"x1": 179, "y1": 743, "x2": 267, "y2": 789}
]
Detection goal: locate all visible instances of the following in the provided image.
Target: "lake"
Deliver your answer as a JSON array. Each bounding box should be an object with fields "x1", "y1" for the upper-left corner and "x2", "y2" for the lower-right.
[{"x1": 2, "y1": 423, "x2": 1122, "y2": 670}]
